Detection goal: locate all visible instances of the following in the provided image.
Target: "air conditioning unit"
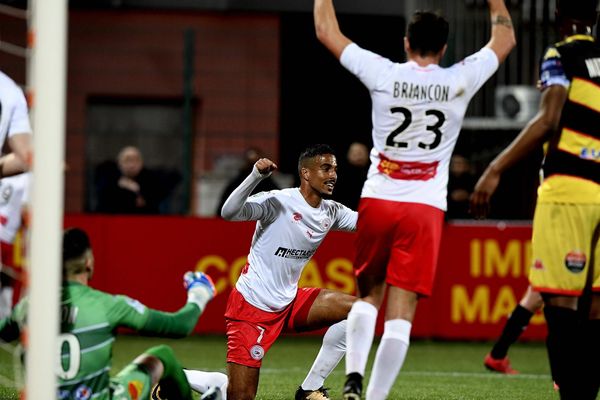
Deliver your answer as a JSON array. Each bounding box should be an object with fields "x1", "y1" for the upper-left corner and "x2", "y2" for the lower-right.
[{"x1": 495, "y1": 85, "x2": 541, "y2": 122}]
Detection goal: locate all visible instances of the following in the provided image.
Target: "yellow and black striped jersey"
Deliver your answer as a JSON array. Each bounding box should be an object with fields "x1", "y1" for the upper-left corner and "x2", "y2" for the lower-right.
[{"x1": 538, "y1": 35, "x2": 600, "y2": 201}]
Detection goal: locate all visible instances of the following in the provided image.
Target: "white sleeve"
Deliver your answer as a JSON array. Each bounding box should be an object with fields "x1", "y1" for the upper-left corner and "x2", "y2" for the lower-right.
[
  {"x1": 331, "y1": 202, "x2": 358, "y2": 232},
  {"x1": 8, "y1": 87, "x2": 32, "y2": 137},
  {"x1": 340, "y1": 43, "x2": 394, "y2": 91},
  {"x1": 450, "y1": 47, "x2": 499, "y2": 96},
  {"x1": 220, "y1": 166, "x2": 276, "y2": 222}
]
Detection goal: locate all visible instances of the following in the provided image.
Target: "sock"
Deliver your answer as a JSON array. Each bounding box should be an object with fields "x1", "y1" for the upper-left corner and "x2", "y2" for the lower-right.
[
  {"x1": 490, "y1": 304, "x2": 534, "y2": 359},
  {"x1": 184, "y1": 369, "x2": 228, "y2": 398},
  {"x1": 144, "y1": 345, "x2": 193, "y2": 400},
  {"x1": 543, "y1": 306, "x2": 580, "y2": 399},
  {"x1": 580, "y1": 319, "x2": 600, "y2": 399},
  {"x1": 366, "y1": 319, "x2": 411, "y2": 400},
  {"x1": 346, "y1": 301, "x2": 378, "y2": 376},
  {"x1": 301, "y1": 320, "x2": 346, "y2": 390}
]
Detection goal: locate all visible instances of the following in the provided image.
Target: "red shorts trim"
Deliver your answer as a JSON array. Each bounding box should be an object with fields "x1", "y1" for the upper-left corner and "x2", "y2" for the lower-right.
[
  {"x1": 354, "y1": 198, "x2": 444, "y2": 297},
  {"x1": 224, "y1": 287, "x2": 321, "y2": 367},
  {"x1": 531, "y1": 286, "x2": 583, "y2": 296}
]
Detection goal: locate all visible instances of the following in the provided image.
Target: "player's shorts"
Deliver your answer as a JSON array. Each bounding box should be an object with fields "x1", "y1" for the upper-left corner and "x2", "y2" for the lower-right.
[
  {"x1": 0, "y1": 241, "x2": 15, "y2": 269},
  {"x1": 529, "y1": 201, "x2": 600, "y2": 295},
  {"x1": 224, "y1": 286, "x2": 321, "y2": 368},
  {"x1": 109, "y1": 363, "x2": 152, "y2": 400},
  {"x1": 354, "y1": 198, "x2": 444, "y2": 297}
]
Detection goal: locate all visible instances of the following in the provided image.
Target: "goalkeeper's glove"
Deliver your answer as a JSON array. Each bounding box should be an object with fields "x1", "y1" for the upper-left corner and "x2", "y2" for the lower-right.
[{"x1": 184, "y1": 271, "x2": 217, "y2": 311}]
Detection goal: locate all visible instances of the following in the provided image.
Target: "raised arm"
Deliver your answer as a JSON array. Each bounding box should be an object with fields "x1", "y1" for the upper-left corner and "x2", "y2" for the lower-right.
[
  {"x1": 314, "y1": 0, "x2": 352, "y2": 59},
  {"x1": 485, "y1": 0, "x2": 516, "y2": 64},
  {"x1": 221, "y1": 158, "x2": 277, "y2": 221},
  {"x1": 139, "y1": 272, "x2": 217, "y2": 338},
  {"x1": 470, "y1": 85, "x2": 567, "y2": 218}
]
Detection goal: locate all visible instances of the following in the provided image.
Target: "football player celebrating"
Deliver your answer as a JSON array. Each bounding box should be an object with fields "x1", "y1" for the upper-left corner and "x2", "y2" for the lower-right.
[
  {"x1": 221, "y1": 144, "x2": 357, "y2": 400},
  {"x1": 314, "y1": 0, "x2": 515, "y2": 398}
]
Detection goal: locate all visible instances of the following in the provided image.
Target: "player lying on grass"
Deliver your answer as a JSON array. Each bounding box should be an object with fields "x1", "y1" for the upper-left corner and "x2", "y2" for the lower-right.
[
  {"x1": 0, "y1": 227, "x2": 227, "y2": 400},
  {"x1": 221, "y1": 144, "x2": 358, "y2": 400}
]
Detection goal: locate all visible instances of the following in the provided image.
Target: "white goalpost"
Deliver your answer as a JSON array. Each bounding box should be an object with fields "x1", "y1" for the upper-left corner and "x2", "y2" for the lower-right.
[{"x1": 25, "y1": 0, "x2": 67, "y2": 398}]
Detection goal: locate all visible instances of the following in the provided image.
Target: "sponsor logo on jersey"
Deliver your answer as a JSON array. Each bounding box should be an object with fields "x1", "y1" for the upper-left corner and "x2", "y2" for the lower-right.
[
  {"x1": 250, "y1": 344, "x2": 265, "y2": 360},
  {"x1": 580, "y1": 147, "x2": 600, "y2": 161},
  {"x1": 74, "y1": 384, "x2": 92, "y2": 400},
  {"x1": 292, "y1": 212, "x2": 303, "y2": 222},
  {"x1": 564, "y1": 251, "x2": 586, "y2": 273},
  {"x1": 128, "y1": 380, "x2": 145, "y2": 400},
  {"x1": 533, "y1": 259, "x2": 544, "y2": 270},
  {"x1": 274, "y1": 247, "x2": 316, "y2": 259}
]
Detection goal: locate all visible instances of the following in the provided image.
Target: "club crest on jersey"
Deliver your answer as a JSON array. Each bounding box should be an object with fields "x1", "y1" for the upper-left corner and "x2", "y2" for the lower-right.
[
  {"x1": 250, "y1": 344, "x2": 264, "y2": 360},
  {"x1": 292, "y1": 212, "x2": 303, "y2": 223},
  {"x1": 320, "y1": 217, "x2": 332, "y2": 230},
  {"x1": 565, "y1": 251, "x2": 586, "y2": 273},
  {"x1": 74, "y1": 385, "x2": 92, "y2": 400},
  {"x1": 128, "y1": 380, "x2": 145, "y2": 400}
]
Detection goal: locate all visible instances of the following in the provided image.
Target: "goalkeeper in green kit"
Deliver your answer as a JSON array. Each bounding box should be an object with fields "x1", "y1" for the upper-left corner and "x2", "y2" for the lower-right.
[{"x1": 0, "y1": 227, "x2": 227, "y2": 400}]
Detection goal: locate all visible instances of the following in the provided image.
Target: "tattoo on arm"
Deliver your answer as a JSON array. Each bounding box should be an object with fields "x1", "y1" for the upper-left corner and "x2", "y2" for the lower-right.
[{"x1": 492, "y1": 15, "x2": 513, "y2": 28}]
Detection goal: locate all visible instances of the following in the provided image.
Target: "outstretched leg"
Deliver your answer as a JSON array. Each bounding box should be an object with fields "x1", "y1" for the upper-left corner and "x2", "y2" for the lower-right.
[{"x1": 485, "y1": 286, "x2": 543, "y2": 374}]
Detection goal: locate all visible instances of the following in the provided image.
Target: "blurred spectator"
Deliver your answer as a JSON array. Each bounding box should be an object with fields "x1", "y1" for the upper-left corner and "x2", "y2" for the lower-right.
[
  {"x1": 216, "y1": 148, "x2": 280, "y2": 216},
  {"x1": 94, "y1": 146, "x2": 181, "y2": 214},
  {"x1": 0, "y1": 172, "x2": 30, "y2": 319},
  {"x1": 446, "y1": 154, "x2": 476, "y2": 219},
  {"x1": 333, "y1": 142, "x2": 370, "y2": 210}
]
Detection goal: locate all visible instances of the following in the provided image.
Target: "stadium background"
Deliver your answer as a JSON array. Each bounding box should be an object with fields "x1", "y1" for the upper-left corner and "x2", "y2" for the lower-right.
[{"x1": 0, "y1": 0, "x2": 571, "y2": 340}]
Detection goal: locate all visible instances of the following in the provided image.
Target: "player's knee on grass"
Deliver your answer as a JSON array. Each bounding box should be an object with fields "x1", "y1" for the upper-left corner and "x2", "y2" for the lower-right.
[{"x1": 227, "y1": 363, "x2": 259, "y2": 400}]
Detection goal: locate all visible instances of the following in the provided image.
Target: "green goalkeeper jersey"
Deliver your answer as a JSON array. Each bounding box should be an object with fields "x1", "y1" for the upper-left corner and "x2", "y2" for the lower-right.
[{"x1": 0, "y1": 281, "x2": 201, "y2": 400}]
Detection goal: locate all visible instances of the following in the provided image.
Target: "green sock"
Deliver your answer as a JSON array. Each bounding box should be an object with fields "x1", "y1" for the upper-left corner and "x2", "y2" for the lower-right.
[{"x1": 144, "y1": 344, "x2": 192, "y2": 400}]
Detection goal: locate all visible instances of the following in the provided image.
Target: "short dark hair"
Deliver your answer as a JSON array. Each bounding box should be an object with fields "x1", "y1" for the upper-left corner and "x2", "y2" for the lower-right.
[
  {"x1": 557, "y1": 0, "x2": 599, "y2": 24},
  {"x1": 63, "y1": 228, "x2": 91, "y2": 263},
  {"x1": 406, "y1": 11, "x2": 449, "y2": 56},
  {"x1": 298, "y1": 144, "x2": 335, "y2": 175}
]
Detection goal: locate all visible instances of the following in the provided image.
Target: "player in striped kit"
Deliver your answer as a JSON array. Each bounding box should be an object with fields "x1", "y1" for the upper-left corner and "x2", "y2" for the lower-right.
[
  {"x1": 314, "y1": 0, "x2": 516, "y2": 398},
  {"x1": 0, "y1": 227, "x2": 225, "y2": 400},
  {"x1": 471, "y1": 1, "x2": 600, "y2": 397},
  {"x1": 221, "y1": 144, "x2": 358, "y2": 400}
]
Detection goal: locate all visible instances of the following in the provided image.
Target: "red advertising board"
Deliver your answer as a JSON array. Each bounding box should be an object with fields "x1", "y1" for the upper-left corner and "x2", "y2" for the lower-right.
[{"x1": 63, "y1": 215, "x2": 545, "y2": 340}]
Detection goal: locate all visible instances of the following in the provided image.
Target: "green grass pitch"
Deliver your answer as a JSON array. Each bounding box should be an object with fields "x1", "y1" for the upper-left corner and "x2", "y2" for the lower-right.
[{"x1": 0, "y1": 335, "x2": 559, "y2": 399}]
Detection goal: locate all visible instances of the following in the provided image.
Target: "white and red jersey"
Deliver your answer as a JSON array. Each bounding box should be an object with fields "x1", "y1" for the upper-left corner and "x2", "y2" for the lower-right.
[
  {"x1": 341, "y1": 44, "x2": 498, "y2": 210},
  {"x1": 0, "y1": 172, "x2": 30, "y2": 244},
  {"x1": 221, "y1": 168, "x2": 357, "y2": 312},
  {"x1": 0, "y1": 71, "x2": 32, "y2": 145}
]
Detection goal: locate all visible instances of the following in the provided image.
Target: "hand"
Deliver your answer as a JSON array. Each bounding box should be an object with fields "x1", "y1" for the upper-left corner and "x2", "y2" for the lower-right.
[
  {"x1": 118, "y1": 176, "x2": 141, "y2": 193},
  {"x1": 254, "y1": 158, "x2": 278, "y2": 175},
  {"x1": 184, "y1": 271, "x2": 217, "y2": 311},
  {"x1": 469, "y1": 166, "x2": 501, "y2": 219}
]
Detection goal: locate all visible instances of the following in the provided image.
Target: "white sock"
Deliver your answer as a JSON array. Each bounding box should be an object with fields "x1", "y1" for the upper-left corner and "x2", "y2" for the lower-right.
[
  {"x1": 184, "y1": 369, "x2": 228, "y2": 399},
  {"x1": 301, "y1": 320, "x2": 346, "y2": 390},
  {"x1": 366, "y1": 319, "x2": 411, "y2": 400},
  {"x1": 345, "y1": 301, "x2": 378, "y2": 376}
]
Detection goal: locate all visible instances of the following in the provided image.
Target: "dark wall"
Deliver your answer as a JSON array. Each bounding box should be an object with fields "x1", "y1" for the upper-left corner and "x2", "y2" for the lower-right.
[{"x1": 279, "y1": 12, "x2": 405, "y2": 177}]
